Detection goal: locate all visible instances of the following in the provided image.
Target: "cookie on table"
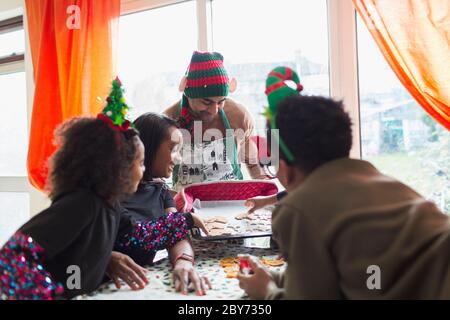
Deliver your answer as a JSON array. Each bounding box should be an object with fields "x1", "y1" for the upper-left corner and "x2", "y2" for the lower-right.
[
  {"x1": 261, "y1": 257, "x2": 285, "y2": 267},
  {"x1": 209, "y1": 228, "x2": 234, "y2": 237},
  {"x1": 205, "y1": 216, "x2": 228, "y2": 224},
  {"x1": 214, "y1": 216, "x2": 228, "y2": 224}
]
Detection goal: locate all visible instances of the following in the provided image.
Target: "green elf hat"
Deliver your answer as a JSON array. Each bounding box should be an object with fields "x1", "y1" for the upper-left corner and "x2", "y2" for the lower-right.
[
  {"x1": 179, "y1": 51, "x2": 237, "y2": 106},
  {"x1": 263, "y1": 66, "x2": 303, "y2": 162},
  {"x1": 97, "y1": 77, "x2": 131, "y2": 132}
]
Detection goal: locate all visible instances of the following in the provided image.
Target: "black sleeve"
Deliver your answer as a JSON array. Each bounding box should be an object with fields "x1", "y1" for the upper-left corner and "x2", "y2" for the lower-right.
[
  {"x1": 20, "y1": 190, "x2": 97, "y2": 259},
  {"x1": 162, "y1": 184, "x2": 176, "y2": 209},
  {"x1": 116, "y1": 206, "x2": 134, "y2": 241},
  {"x1": 276, "y1": 191, "x2": 288, "y2": 201}
]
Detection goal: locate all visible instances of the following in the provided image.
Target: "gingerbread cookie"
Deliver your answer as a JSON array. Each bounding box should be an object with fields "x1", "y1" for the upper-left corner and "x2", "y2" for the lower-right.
[{"x1": 261, "y1": 258, "x2": 285, "y2": 267}]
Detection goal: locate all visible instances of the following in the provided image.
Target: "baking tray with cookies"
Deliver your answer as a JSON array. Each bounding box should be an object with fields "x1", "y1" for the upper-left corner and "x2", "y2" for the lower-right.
[{"x1": 173, "y1": 180, "x2": 279, "y2": 241}]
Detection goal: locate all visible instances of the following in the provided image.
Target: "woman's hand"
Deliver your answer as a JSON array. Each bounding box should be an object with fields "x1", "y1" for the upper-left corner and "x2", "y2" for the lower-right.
[
  {"x1": 173, "y1": 259, "x2": 212, "y2": 296},
  {"x1": 245, "y1": 194, "x2": 277, "y2": 213},
  {"x1": 237, "y1": 255, "x2": 276, "y2": 299},
  {"x1": 106, "y1": 251, "x2": 149, "y2": 290},
  {"x1": 190, "y1": 212, "x2": 209, "y2": 235}
]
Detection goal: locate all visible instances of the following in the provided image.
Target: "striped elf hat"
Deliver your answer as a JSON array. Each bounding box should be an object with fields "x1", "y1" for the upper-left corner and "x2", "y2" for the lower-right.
[
  {"x1": 264, "y1": 66, "x2": 303, "y2": 120},
  {"x1": 183, "y1": 51, "x2": 230, "y2": 98},
  {"x1": 263, "y1": 66, "x2": 303, "y2": 162}
]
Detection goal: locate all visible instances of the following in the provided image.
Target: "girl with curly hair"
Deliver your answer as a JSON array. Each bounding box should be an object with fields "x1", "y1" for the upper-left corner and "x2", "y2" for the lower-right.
[{"x1": 0, "y1": 113, "x2": 145, "y2": 300}]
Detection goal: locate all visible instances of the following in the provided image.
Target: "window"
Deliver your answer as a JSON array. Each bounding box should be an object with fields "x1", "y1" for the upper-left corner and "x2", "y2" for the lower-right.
[
  {"x1": 118, "y1": 1, "x2": 197, "y2": 119},
  {"x1": 0, "y1": 16, "x2": 24, "y2": 63},
  {"x1": 0, "y1": 14, "x2": 29, "y2": 241},
  {"x1": 211, "y1": 0, "x2": 330, "y2": 133},
  {"x1": 0, "y1": 29, "x2": 24, "y2": 58},
  {"x1": 0, "y1": 71, "x2": 27, "y2": 176},
  {"x1": 0, "y1": 16, "x2": 26, "y2": 177},
  {"x1": 357, "y1": 17, "x2": 450, "y2": 213},
  {"x1": 0, "y1": 192, "x2": 29, "y2": 246}
]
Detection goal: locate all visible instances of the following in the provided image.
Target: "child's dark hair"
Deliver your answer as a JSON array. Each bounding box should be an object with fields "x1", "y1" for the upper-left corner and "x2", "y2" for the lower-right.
[
  {"x1": 269, "y1": 95, "x2": 353, "y2": 173},
  {"x1": 48, "y1": 117, "x2": 140, "y2": 202},
  {"x1": 133, "y1": 112, "x2": 179, "y2": 181}
]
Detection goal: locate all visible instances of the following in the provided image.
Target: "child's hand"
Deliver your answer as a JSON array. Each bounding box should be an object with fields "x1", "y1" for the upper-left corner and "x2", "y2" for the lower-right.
[
  {"x1": 173, "y1": 259, "x2": 212, "y2": 296},
  {"x1": 245, "y1": 195, "x2": 277, "y2": 213},
  {"x1": 190, "y1": 212, "x2": 209, "y2": 235},
  {"x1": 106, "y1": 251, "x2": 149, "y2": 290},
  {"x1": 237, "y1": 255, "x2": 275, "y2": 299}
]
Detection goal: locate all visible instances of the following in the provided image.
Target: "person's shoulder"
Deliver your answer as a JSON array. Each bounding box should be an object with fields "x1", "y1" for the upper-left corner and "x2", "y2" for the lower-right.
[
  {"x1": 53, "y1": 189, "x2": 97, "y2": 205},
  {"x1": 271, "y1": 194, "x2": 304, "y2": 241},
  {"x1": 223, "y1": 98, "x2": 255, "y2": 130},
  {"x1": 275, "y1": 192, "x2": 303, "y2": 218},
  {"x1": 20, "y1": 189, "x2": 106, "y2": 236},
  {"x1": 136, "y1": 181, "x2": 173, "y2": 200},
  {"x1": 224, "y1": 98, "x2": 250, "y2": 115},
  {"x1": 137, "y1": 181, "x2": 162, "y2": 195},
  {"x1": 162, "y1": 100, "x2": 181, "y2": 119},
  {"x1": 52, "y1": 189, "x2": 109, "y2": 217}
]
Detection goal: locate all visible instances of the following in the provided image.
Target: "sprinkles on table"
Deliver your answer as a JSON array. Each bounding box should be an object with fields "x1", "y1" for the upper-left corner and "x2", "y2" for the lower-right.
[{"x1": 76, "y1": 240, "x2": 284, "y2": 300}]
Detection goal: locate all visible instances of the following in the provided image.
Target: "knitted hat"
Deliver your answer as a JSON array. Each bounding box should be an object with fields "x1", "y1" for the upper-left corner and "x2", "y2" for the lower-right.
[
  {"x1": 183, "y1": 51, "x2": 230, "y2": 98},
  {"x1": 264, "y1": 66, "x2": 303, "y2": 121},
  {"x1": 263, "y1": 66, "x2": 303, "y2": 162}
]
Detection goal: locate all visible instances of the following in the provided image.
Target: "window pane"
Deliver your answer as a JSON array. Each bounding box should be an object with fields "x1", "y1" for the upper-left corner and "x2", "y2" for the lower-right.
[
  {"x1": 0, "y1": 72, "x2": 27, "y2": 176},
  {"x1": 0, "y1": 29, "x2": 25, "y2": 58},
  {"x1": 357, "y1": 17, "x2": 450, "y2": 213},
  {"x1": 118, "y1": 1, "x2": 197, "y2": 118},
  {"x1": 0, "y1": 192, "x2": 29, "y2": 246},
  {"x1": 212, "y1": 0, "x2": 330, "y2": 133}
]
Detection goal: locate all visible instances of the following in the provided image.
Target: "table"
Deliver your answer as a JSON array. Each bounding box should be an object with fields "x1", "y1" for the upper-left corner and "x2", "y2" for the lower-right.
[{"x1": 76, "y1": 238, "x2": 283, "y2": 300}]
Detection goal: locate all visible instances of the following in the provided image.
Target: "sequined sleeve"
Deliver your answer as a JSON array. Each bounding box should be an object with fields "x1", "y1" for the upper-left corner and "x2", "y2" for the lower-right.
[
  {"x1": 116, "y1": 212, "x2": 189, "y2": 254},
  {"x1": 0, "y1": 231, "x2": 64, "y2": 300}
]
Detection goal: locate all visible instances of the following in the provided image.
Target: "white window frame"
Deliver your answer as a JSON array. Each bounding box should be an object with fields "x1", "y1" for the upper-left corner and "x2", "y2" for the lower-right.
[{"x1": 327, "y1": 0, "x2": 361, "y2": 159}]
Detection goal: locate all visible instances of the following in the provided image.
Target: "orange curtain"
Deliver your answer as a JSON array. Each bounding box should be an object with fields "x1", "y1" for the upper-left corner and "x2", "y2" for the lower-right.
[
  {"x1": 353, "y1": 0, "x2": 450, "y2": 131},
  {"x1": 26, "y1": 0, "x2": 120, "y2": 190}
]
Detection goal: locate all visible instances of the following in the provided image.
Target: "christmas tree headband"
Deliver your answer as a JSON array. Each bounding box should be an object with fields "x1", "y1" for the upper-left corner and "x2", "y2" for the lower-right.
[
  {"x1": 263, "y1": 66, "x2": 303, "y2": 163},
  {"x1": 97, "y1": 77, "x2": 131, "y2": 132}
]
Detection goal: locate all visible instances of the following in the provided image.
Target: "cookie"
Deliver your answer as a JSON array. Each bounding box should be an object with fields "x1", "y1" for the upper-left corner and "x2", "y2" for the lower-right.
[
  {"x1": 261, "y1": 258, "x2": 285, "y2": 267},
  {"x1": 205, "y1": 216, "x2": 228, "y2": 224},
  {"x1": 205, "y1": 217, "x2": 218, "y2": 223},
  {"x1": 223, "y1": 265, "x2": 238, "y2": 273},
  {"x1": 214, "y1": 216, "x2": 228, "y2": 224},
  {"x1": 225, "y1": 271, "x2": 238, "y2": 278},
  {"x1": 235, "y1": 212, "x2": 249, "y2": 220},
  {"x1": 206, "y1": 222, "x2": 227, "y2": 230},
  {"x1": 219, "y1": 257, "x2": 238, "y2": 267}
]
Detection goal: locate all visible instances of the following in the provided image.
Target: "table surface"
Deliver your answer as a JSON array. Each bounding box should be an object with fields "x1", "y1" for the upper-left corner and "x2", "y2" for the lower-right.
[{"x1": 76, "y1": 238, "x2": 283, "y2": 300}]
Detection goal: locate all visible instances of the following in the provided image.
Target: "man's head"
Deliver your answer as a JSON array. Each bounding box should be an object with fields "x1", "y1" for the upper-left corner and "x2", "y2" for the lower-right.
[
  {"x1": 269, "y1": 95, "x2": 353, "y2": 190},
  {"x1": 188, "y1": 96, "x2": 228, "y2": 123},
  {"x1": 180, "y1": 51, "x2": 236, "y2": 123}
]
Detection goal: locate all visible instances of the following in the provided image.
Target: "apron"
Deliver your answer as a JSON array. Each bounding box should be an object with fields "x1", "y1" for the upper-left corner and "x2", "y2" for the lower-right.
[{"x1": 172, "y1": 103, "x2": 243, "y2": 190}]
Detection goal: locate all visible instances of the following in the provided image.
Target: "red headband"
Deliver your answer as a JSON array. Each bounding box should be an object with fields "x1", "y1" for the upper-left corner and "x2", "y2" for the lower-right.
[{"x1": 97, "y1": 113, "x2": 131, "y2": 132}]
